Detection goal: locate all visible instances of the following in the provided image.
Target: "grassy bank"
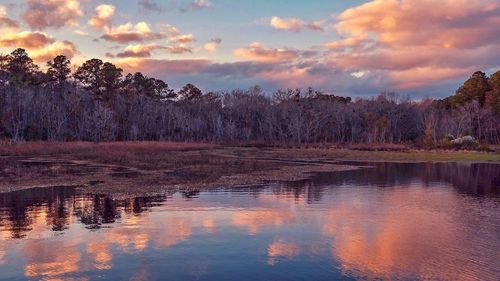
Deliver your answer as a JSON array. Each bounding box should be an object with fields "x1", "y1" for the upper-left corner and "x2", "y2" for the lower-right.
[{"x1": 1, "y1": 141, "x2": 500, "y2": 162}]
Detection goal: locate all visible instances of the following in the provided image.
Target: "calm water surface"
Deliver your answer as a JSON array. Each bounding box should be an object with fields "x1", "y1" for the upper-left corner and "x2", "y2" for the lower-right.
[{"x1": 0, "y1": 162, "x2": 499, "y2": 280}]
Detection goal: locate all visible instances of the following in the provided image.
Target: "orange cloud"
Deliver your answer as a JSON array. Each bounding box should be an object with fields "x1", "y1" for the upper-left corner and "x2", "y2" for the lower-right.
[
  {"x1": 0, "y1": 31, "x2": 55, "y2": 49},
  {"x1": 115, "y1": 58, "x2": 210, "y2": 75},
  {"x1": 101, "y1": 22, "x2": 166, "y2": 43},
  {"x1": 234, "y1": 42, "x2": 300, "y2": 63},
  {"x1": 156, "y1": 23, "x2": 181, "y2": 36},
  {"x1": 113, "y1": 43, "x2": 193, "y2": 58},
  {"x1": 0, "y1": 30, "x2": 78, "y2": 63},
  {"x1": 89, "y1": 4, "x2": 115, "y2": 30},
  {"x1": 203, "y1": 42, "x2": 217, "y2": 53},
  {"x1": 29, "y1": 41, "x2": 78, "y2": 63},
  {"x1": 171, "y1": 34, "x2": 195, "y2": 43},
  {"x1": 388, "y1": 67, "x2": 474, "y2": 89},
  {"x1": 22, "y1": 0, "x2": 82, "y2": 30},
  {"x1": 324, "y1": 36, "x2": 367, "y2": 50},
  {"x1": 270, "y1": 16, "x2": 324, "y2": 32},
  {"x1": 115, "y1": 44, "x2": 160, "y2": 58},
  {"x1": 166, "y1": 44, "x2": 193, "y2": 54},
  {"x1": 203, "y1": 38, "x2": 222, "y2": 53}
]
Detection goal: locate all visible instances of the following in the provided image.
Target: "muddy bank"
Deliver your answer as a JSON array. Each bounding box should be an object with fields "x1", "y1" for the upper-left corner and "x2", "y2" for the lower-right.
[
  {"x1": 2, "y1": 142, "x2": 499, "y2": 196},
  {"x1": 0, "y1": 148, "x2": 356, "y2": 196}
]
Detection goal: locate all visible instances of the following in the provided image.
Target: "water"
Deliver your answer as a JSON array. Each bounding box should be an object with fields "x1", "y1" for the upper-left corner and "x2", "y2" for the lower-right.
[{"x1": 0, "y1": 162, "x2": 499, "y2": 280}]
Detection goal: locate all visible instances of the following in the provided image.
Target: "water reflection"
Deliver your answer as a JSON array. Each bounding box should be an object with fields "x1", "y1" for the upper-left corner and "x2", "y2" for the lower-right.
[{"x1": 0, "y1": 162, "x2": 499, "y2": 280}]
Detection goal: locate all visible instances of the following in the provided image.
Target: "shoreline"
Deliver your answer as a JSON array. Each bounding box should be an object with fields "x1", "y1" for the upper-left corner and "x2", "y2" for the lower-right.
[{"x1": 1, "y1": 141, "x2": 499, "y2": 195}]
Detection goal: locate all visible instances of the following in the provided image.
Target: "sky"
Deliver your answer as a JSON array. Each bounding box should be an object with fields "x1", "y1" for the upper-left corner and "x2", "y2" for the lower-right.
[{"x1": 0, "y1": 0, "x2": 499, "y2": 98}]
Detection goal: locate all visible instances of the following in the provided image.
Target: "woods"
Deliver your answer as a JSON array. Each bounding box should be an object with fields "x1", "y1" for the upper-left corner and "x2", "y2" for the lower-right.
[{"x1": 1, "y1": 48, "x2": 500, "y2": 146}]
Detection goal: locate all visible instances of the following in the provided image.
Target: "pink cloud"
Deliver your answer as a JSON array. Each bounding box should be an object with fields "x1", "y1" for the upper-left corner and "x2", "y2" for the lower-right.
[
  {"x1": 0, "y1": 31, "x2": 55, "y2": 49},
  {"x1": 29, "y1": 40, "x2": 78, "y2": 63},
  {"x1": 0, "y1": 5, "x2": 19, "y2": 28},
  {"x1": 89, "y1": 4, "x2": 115, "y2": 30},
  {"x1": 101, "y1": 22, "x2": 166, "y2": 43},
  {"x1": 22, "y1": 0, "x2": 82, "y2": 30},
  {"x1": 234, "y1": 43, "x2": 300, "y2": 63},
  {"x1": 325, "y1": 0, "x2": 500, "y2": 90},
  {"x1": 115, "y1": 58, "x2": 211, "y2": 76},
  {"x1": 270, "y1": 17, "x2": 324, "y2": 32}
]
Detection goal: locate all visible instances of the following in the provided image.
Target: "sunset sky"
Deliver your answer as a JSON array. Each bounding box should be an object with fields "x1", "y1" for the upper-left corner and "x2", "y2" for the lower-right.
[{"x1": 0, "y1": 0, "x2": 498, "y2": 97}]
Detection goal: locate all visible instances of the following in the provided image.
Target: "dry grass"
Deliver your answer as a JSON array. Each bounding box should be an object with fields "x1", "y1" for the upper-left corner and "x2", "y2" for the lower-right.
[
  {"x1": 0, "y1": 141, "x2": 217, "y2": 166},
  {"x1": 341, "y1": 143, "x2": 410, "y2": 152},
  {"x1": 247, "y1": 147, "x2": 500, "y2": 163}
]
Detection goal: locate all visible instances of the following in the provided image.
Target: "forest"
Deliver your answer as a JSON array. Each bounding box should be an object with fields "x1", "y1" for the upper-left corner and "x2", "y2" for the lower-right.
[{"x1": 1, "y1": 48, "x2": 499, "y2": 147}]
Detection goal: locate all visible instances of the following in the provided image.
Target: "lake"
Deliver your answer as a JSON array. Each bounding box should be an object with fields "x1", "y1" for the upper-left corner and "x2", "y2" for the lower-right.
[{"x1": 0, "y1": 162, "x2": 499, "y2": 280}]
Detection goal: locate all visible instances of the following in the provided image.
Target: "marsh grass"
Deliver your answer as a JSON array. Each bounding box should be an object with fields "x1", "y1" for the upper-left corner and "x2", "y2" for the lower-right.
[{"x1": 1, "y1": 141, "x2": 499, "y2": 167}]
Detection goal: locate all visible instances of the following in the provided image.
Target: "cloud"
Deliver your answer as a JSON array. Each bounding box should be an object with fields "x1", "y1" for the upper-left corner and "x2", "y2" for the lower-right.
[
  {"x1": 234, "y1": 42, "x2": 300, "y2": 62},
  {"x1": 166, "y1": 44, "x2": 193, "y2": 54},
  {"x1": 334, "y1": 0, "x2": 500, "y2": 49},
  {"x1": 156, "y1": 23, "x2": 181, "y2": 36},
  {"x1": 115, "y1": 44, "x2": 160, "y2": 58},
  {"x1": 182, "y1": 0, "x2": 212, "y2": 12},
  {"x1": 0, "y1": 31, "x2": 55, "y2": 49},
  {"x1": 113, "y1": 57, "x2": 354, "y2": 94},
  {"x1": 0, "y1": 5, "x2": 19, "y2": 28},
  {"x1": 114, "y1": 43, "x2": 192, "y2": 57},
  {"x1": 22, "y1": 0, "x2": 82, "y2": 30},
  {"x1": 101, "y1": 22, "x2": 166, "y2": 43},
  {"x1": 138, "y1": 0, "x2": 165, "y2": 13},
  {"x1": 270, "y1": 17, "x2": 325, "y2": 32},
  {"x1": 0, "y1": 29, "x2": 78, "y2": 62},
  {"x1": 89, "y1": 4, "x2": 115, "y2": 30},
  {"x1": 170, "y1": 34, "x2": 195, "y2": 43},
  {"x1": 324, "y1": 36, "x2": 367, "y2": 50},
  {"x1": 204, "y1": 38, "x2": 222, "y2": 53},
  {"x1": 116, "y1": 58, "x2": 211, "y2": 76},
  {"x1": 29, "y1": 40, "x2": 78, "y2": 63},
  {"x1": 326, "y1": 0, "x2": 500, "y2": 90},
  {"x1": 113, "y1": 43, "x2": 193, "y2": 58},
  {"x1": 99, "y1": 0, "x2": 500, "y2": 97}
]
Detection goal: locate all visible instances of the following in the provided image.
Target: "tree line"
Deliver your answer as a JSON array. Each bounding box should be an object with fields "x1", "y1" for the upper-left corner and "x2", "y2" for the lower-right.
[{"x1": 1, "y1": 48, "x2": 499, "y2": 146}]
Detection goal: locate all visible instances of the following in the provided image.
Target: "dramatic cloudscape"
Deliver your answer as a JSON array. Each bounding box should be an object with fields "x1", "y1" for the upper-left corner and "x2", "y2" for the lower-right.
[{"x1": 0, "y1": 0, "x2": 499, "y2": 97}]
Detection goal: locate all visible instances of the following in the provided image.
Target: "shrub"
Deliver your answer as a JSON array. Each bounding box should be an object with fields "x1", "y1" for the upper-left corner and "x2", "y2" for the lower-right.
[{"x1": 451, "y1": 135, "x2": 479, "y2": 150}]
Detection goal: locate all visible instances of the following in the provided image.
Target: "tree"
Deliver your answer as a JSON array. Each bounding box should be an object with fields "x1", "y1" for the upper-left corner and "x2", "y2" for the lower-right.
[
  {"x1": 6, "y1": 48, "x2": 39, "y2": 85},
  {"x1": 46, "y1": 55, "x2": 71, "y2": 85},
  {"x1": 486, "y1": 71, "x2": 500, "y2": 114},
  {"x1": 74, "y1": 59, "x2": 123, "y2": 101},
  {"x1": 74, "y1": 58, "x2": 103, "y2": 94},
  {"x1": 100, "y1": 62, "x2": 122, "y2": 95},
  {"x1": 178, "y1": 83, "x2": 202, "y2": 100},
  {"x1": 454, "y1": 71, "x2": 491, "y2": 106},
  {"x1": 150, "y1": 78, "x2": 176, "y2": 100}
]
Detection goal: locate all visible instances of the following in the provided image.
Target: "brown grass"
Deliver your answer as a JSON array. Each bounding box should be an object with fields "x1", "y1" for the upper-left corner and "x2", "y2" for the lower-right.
[
  {"x1": 341, "y1": 143, "x2": 410, "y2": 152},
  {"x1": 0, "y1": 141, "x2": 216, "y2": 158}
]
